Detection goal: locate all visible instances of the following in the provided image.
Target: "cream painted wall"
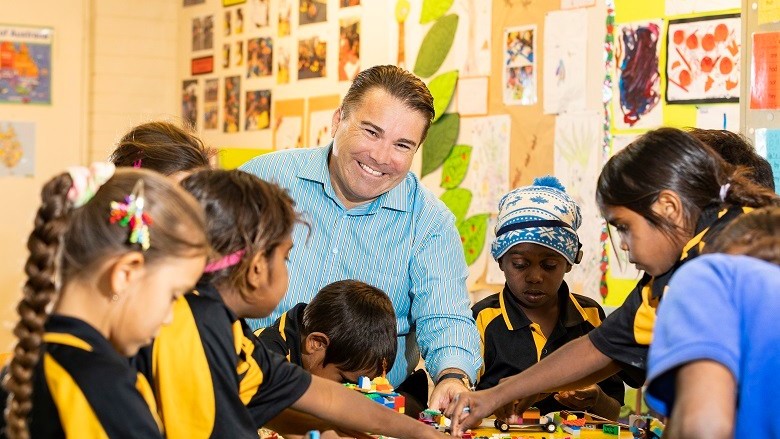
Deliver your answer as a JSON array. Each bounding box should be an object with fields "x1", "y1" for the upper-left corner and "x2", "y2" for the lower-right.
[
  {"x1": 0, "y1": 0, "x2": 180, "y2": 351},
  {"x1": 0, "y1": 0, "x2": 90, "y2": 351}
]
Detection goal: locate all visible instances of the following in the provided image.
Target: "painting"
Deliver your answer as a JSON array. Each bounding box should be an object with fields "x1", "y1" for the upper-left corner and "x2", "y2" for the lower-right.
[
  {"x1": 614, "y1": 20, "x2": 663, "y2": 129},
  {"x1": 666, "y1": 14, "x2": 741, "y2": 104},
  {"x1": 503, "y1": 25, "x2": 536, "y2": 106}
]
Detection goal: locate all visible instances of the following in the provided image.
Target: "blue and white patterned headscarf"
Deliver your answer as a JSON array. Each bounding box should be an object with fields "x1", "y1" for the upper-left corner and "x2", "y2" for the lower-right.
[{"x1": 491, "y1": 175, "x2": 583, "y2": 265}]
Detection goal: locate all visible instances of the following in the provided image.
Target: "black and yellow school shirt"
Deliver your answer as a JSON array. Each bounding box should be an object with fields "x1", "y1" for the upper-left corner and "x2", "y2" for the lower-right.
[
  {"x1": 472, "y1": 282, "x2": 625, "y2": 415},
  {"x1": 133, "y1": 282, "x2": 311, "y2": 439},
  {"x1": 588, "y1": 205, "x2": 750, "y2": 387},
  {"x1": 255, "y1": 302, "x2": 306, "y2": 365},
  {"x1": 0, "y1": 314, "x2": 163, "y2": 438}
]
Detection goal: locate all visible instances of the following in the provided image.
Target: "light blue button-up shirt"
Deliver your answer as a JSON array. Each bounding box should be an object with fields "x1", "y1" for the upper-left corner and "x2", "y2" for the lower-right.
[{"x1": 240, "y1": 145, "x2": 481, "y2": 386}]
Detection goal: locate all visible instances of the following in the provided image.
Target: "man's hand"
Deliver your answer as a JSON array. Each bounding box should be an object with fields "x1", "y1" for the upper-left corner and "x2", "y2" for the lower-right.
[
  {"x1": 554, "y1": 385, "x2": 600, "y2": 411},
  {"x1": 428, "y1": 376, "x2": 469, "y2": 411}
]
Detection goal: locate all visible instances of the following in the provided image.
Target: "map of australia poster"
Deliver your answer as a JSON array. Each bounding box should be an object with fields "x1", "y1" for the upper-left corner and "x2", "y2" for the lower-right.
[{"x1": 0, "y1": 25, "x2": 52, "y2": 105}]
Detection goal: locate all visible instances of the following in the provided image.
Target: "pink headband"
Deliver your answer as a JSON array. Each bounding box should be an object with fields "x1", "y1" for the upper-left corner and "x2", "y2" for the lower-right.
[{"x1": 203, "y1": 249, "x2": 246, "y2": 273}]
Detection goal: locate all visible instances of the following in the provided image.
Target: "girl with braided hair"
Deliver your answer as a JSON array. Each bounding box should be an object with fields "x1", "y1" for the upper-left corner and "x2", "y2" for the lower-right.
[{"x1": 0, "y1": 165, "x2": 209, "y2": 439}]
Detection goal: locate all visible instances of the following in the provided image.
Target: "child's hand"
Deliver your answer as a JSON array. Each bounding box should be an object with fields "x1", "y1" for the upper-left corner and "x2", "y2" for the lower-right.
[
  {"x1": 554, "y1": 384, "x2": 600, "y2": 410},
  {"x1": 443, "y1": 390, "x2": 498, "y2": 437},
  {"x1": 493, "y1": 394, "x2": 543, "y2": 420}
]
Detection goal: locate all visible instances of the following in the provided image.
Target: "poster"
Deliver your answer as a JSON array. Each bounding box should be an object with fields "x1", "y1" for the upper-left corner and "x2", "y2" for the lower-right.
[
  {"x1": 278, "y1": 0, "x2": 292, "y2": 36},
  {"x1": 0, "y1": 26, "x2": 52, "y2": 105},
  {"x1": 666, "y1": 14, "x2": 741, "y2": 104},
  {"x1": 750, "y1": 31, "x2": 780, "y2": 110},
  {"x1": 191, "y1": 15, "x2": 214, "y2": 51},
  {"x1": 204, "y1": 79, "x2": 219, "y2": 130},
  {"x1": 308, "y1": 109, "x2": 334, "y2": 147},
  {"x1": 223, "y1": 76, "x2": 240, "y2": 133},
  {"x1": 248, "y1": 0, "x2": 270, "y2": 29},
  {"x1": 300, "y1": 0, "x2": 327, "y2": 25},
  {"x1": 182, "y1": 80, "x2": 198, "y2": 128},
  {"x1": 458, "y1": 115, "x2": 511, "y2": 213},
  {"x1": 554, "y1": 112, "x2": 604, "y2": 300},
  {"x1": 543, "y1": 10, "x2": 588, "y2": 115},
  {"x1": 246, "y1": 90, "x2": 271, "y2": 131},
  {"x1": 758, "y1": 0, "x2": 780, "y2": 25},
  {"x1": 298, "y1": 37, "x2": 327, "y2": 80},
  {"x1": 614, "y1": 20, "x2": 663, "y2": 129},
  {"x1": 338, "y1": 18, "x2": 360, "y2": 81},
  {"x1": 753, "y1": 128, "x2": 780, "y2": 193},
  {"x1": 503, "y1": 25, "x2": 536, "y2": 106},
  {"x1": 274, "y1": 116, "x2": 302, "y2": 150},
  {"x1": 247, "y1": 37, "x2": 273, "y2": 78},
  {"x1": 0, "y1": 121, "x2": 35, "y2": 177},
  {"x1": 276, "y1": 39, "x2": 292, "y2": 84}
]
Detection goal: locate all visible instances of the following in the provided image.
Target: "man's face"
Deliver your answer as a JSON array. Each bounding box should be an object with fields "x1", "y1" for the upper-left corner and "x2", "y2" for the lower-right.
[{"x1": 328, "y1": 87, "x2": 427, "y2": 209}]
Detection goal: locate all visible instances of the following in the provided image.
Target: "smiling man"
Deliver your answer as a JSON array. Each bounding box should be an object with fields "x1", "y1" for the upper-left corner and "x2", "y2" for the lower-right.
[{"x1": 240, "y1": 65, "x2": 481, "y2": 415}]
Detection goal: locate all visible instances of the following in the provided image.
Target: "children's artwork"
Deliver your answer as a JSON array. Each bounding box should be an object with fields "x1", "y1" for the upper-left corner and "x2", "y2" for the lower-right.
[
  {"x1": 611, "y1": 134, "x2": 638, "y2": 156},
  {"x1": 278, "y1": 0, "x2": 292, "y2": 36},
  {"x1": 503, "y1": 25, "x2": 536, "y2": 106},
  {"x1": 0, "y1": 26, "x2": 52, "y2": 105},
  {"x1": 204, "y1": 78, "x2": 219, "y2": 130},
  {"x1": 223, "y1": 76, "x2": 240, "y2": 133},
  {"x1": 308, "y1": 109, "x2": 334, "y2": 147},
  {"x1": 456, "y1": 76, "x2": 488, "y2": 116},
  {"x1": 274, "y1": 116, "x2": 303, "y2": 150},
  {"x1": 247, "y1": 37, "x2": 273, "y2": 78},
  {"x1": 458, "y1": 115, "x2": 511, "y2": 213},
  {"x1": 614, "y1": 20, "x2": 663, "y2": 129},
  {"x1": 276, "y1": 40, "x2": 291, "y2": 84},
  {"x1": 0, "y1": 121, "x2": 35, "y2": 177},
  {"x1": 666, "y1": 14, "x2": 741, "y2": 104},
  {"x1": 246, "y1": 90, "x2": 271, "y2": 131},
  {"x1": 222, "y1": 43, "x2": 230, "y2": 68},
  {"x1": 750, "y1": 31, "x2": 780, "y2": 110},
  {"x1": 182, "y1": 80, "x2": 198, "y2": 128},
  {"x1": 192, "y1": 15, "x2": 214, "y2": 51},
  {"x1": 665, "y1": 0, "x2": 739, "y2": 16},
  {"x1": 543, "y1": 10, "x2": 588, "y2": 115},
  {"x1": 298, "y1": 37, "x2": 327, "y2": 79},
  {"x1": 339, "y1": 18, "x2": 360, "y2": 81},
  {"x1": 235, "y1": 41, "x2": 244, "y2": 66},
  {"x1": 554, "y1": 112, "x2": 604, "y2": 301},
  {"x1": 753, "y1": 128, "x2": 780, "y2": 193},
  {"x1": 248, "y1": 0, "x2": 270, "y2": 29},
  {"x1": 300, "y1": 0, "x2": 327, "y2": 25},
  {"x1": 403, "y1": 0, "x2": 492, "y2": 77},
  {"x1": 696, "y1": 104, "x2": 739, "y2": 131},
  {"x1": 224, "y1": 10, "x2": 232, "y2": 37}
]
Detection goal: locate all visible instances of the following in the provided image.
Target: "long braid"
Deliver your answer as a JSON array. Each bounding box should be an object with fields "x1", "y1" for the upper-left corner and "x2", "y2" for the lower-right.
[
  {"x1": 722, "y1": 167, "x2": 780, "y2": 208},
  {"x1": 3, "y1": 174, "x2": 73, "y2": 439}
]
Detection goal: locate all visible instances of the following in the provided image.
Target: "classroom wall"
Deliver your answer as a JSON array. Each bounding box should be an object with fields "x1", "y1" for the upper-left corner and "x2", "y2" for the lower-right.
[{"x1": 0, "y1": 0, "x2": 180, "y2": 351}]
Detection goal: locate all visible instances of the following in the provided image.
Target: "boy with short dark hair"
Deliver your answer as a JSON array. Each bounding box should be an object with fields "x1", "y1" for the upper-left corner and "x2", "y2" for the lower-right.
[{"x1": 258, "y1": 279, "x2": 397, "y2": 383}]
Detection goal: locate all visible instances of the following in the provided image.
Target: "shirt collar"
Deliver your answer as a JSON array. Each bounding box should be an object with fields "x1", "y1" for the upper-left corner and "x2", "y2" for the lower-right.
[
  {"x1": 295, "y1": 143, "x2": 412, "y2": 214},
  {"x1": 194, "y1": 280, "x2": 238, "y2": 322},
  {"x1": 499, "y1": 281, "x2": 585, "y2": 330}
]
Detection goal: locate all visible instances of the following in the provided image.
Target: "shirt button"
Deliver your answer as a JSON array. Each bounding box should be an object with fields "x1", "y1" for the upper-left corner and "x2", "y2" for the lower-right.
[
  {"x1": 542, "y1": 349, "x2": 548, "y2": 355},
  {"x1": 332, "y1": 248, "x2": 338, "y2": 254}
]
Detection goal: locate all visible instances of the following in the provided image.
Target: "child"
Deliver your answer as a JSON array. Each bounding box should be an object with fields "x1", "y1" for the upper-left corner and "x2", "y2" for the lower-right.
[
  {"x1": 109, "y1": 121, "x2": 213, "y2": 181},
  {"x1": 473, "y1": 176, "x2": 624, "y2": 420},
  {"x1": 687, "y1": 127, "x2": 775, "y2": 191},
  {"x1": 1, "y1": 165, "x2": 209, "y2": 439},
  {"x1": 134, "y1": 169, "x2": 447, "y2": 439},
  {"x1": 646, "y1": 207, "x2": 780, "y2": 438},
  {"x1": 257, "y1": 279, "x2": 397, "y2": 384},
  {"x1": 446, "y1": 127, "x2": 780, "y2": 434}
]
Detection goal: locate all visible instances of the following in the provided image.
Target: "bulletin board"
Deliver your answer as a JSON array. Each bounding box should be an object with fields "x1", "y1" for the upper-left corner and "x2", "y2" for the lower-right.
[{"x1": 741, "y1": 0, "x2": 780, "y2": 193}]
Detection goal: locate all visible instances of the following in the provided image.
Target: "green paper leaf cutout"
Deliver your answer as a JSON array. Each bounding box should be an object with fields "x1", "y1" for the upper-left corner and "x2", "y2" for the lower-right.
[
  {"x1": 420, "y1": 0, "x2": 455, "y2": 24},
  {"x1": 458, "y1": 213, "x2": 489, "y2": 266},
  {"x1": 421, "y1": 112, "x2": 459, "y2": 177},
  {"x1": 414, "y1": 14, "x2": 459, "y2": 78},
  {"x1": 429, "y1": 70, "x2": 459, "y2": 123},
  {"x1": 440, "y1": 144, "x2": 471, "y2": 189},
  {"x1": 440, "y1": 188, "x2": 472, "y2": 224}
]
